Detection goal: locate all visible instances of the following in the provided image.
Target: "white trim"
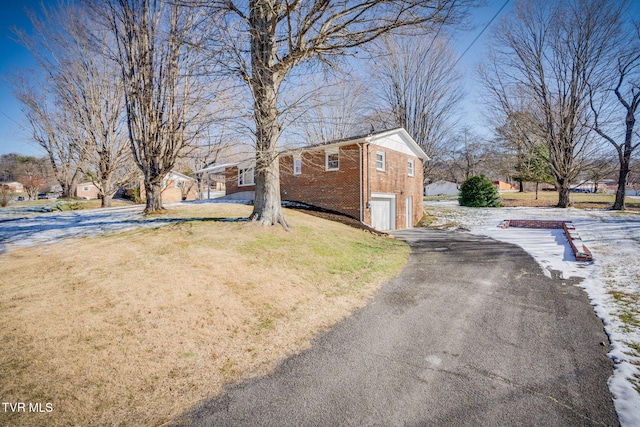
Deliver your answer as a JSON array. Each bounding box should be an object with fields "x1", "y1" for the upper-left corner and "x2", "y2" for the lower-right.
[
  {"x1": 367, "y1": 128, "x2": 429, "y2": 161},
  {"x1": 238, "y1": 167, "x2": 255, "y2": 186},
  {"x1": 293, "y1": 156, "x2": 302, "y2": 175},
  {"x1": 370, "y1": 192, "x2": 396, "y2": 231},
  {"x1": 408, "y1": 158, "x2": 415, "y2": 177},
  {"x1": 406, "y1": 195, "x2": 413, "y2": 229},
  {"x1": 325, "y1": 150, "x2": 339, "y2": 171},
  {"x1": 358, "y1": 143, "x2": 363, "y2": 223},
  {"x1": 376, "y1": 151, "x2": 386, "y2": 171}
]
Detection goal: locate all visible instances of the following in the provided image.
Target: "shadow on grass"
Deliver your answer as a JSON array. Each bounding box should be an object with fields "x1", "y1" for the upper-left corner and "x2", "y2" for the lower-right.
[{"x1": 0, "y1": 214, "x2": 252, "y2": 256}]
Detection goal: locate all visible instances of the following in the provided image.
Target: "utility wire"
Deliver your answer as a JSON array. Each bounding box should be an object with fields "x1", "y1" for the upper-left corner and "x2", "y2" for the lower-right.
[{"x1": 452, "y1": 0, "x2": 511, "y2": 69}]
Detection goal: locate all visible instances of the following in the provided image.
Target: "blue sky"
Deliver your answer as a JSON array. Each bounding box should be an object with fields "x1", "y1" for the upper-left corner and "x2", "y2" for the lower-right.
[
  {"x1": 0, "y1": 0, "x2": 41, "y2": 156},
  {"x1": 0, "y1": 0, "x2": 513, "y2": 157}
]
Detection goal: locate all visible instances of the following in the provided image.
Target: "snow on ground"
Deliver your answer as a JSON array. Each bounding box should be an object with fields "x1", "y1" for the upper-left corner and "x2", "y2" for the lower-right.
[
  {"x1": 0, "y1": 199, "x2": 253, "y2": 252},
  {"x1": 424, "y1": 200, "x2": 640, "y2": 427},
  {"x1": 0, "y1": 203, "x2": 183, "y2": 252}
]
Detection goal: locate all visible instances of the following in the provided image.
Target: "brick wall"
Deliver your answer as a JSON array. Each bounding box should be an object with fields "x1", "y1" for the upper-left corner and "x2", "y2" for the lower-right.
[
  {"x1": 280, "y1": 145, "x2": 362, "y2": 220},
  {"x1": 76, "y1": 184, "x2": 100, "y2": 200},
  {"x1": 504, "y1": 219, "x2": 567, "y2": 229},
  {"x1": 363, "y1": 146, "x2": 424, "y2": 229},
  {"x1": 226, "y1": 166, "x2": 255, "y2": 195},
  {"x1": 226, "y1": 143, "x2": 425, "y2": 230}
]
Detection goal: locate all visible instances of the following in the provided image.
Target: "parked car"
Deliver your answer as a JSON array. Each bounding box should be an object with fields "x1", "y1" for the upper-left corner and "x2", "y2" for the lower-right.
[{"x1": 37, "y1": 193, "x2": 48, "y2": 199}]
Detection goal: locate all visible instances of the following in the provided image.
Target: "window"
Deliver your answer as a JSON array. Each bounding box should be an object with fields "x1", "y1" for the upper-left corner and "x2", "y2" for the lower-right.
[
  {"x1": 326, "y1": 150, "x2": 339, "y2": 171},
  {"x1": 238, "y1": 167, "x2": 255, "y2": 186},
  {"x1": 408, "y1": 159, "x2": 415, "y2": 177},
  {"x1": 376, "y1": 151, "x2": 386, "y2": 171},
  {"x1": 294, "y1": 157, "x2": 302, "y2": 175},
  {"x1": 83, "y1": 186, "x2": 89, "y2": 191}
]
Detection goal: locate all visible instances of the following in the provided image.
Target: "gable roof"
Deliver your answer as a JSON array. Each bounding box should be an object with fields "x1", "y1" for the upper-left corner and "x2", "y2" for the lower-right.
[
  {"x1": 194, "y1": 128, "x2": 430, "y2": 175},
  {"x1": 167, "y1": 170, "x2": 196, "y2": 182},
  {"x1": 288, "y1": 128, "x2": 429, "y2": 160}
]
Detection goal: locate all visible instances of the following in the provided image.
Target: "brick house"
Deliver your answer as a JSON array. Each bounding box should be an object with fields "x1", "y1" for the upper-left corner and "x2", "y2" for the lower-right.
[
  {"x1": 1, "y1": 181, "x2": 24, "y2": 193},
  {"x1": 125, "y1": 171, "x2": 197, "y2": 203},
  {"x1": 76, "y1": 182, "x2": 100, "y2": 199},
  {"x1": 212, "y1": 128, "x2": 427, "y2": 231}
]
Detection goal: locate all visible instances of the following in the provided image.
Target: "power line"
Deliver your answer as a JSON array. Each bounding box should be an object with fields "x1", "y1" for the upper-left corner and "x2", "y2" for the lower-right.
[{"x1": 452, "y1": 0, "x2": 511, "y2": 69}]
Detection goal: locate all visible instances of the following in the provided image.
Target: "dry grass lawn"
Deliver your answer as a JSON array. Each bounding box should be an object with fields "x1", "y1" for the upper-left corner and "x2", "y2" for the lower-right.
[
  {"x1": 499, "y1": 191, "x2": 640, "y2": 210},
  {"x1": 0, "y1": 204, "x2": 409, "y2": 426}
]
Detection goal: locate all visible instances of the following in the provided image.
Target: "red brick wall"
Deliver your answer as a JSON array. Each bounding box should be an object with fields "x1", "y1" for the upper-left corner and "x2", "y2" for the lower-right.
[
  {"x1": 226, "y1": 143, "x2": 425, "y2": 230},
  {"x1": 363, "y1": 146, "x2": 424, "y2": 229},
  {"x1": 76, "y1": 184, "x2": 100, "y2": 200},
  {"x1": 280, "y1": 145, "x2": 362, "y2": 220},
  {"x1": 226, "y1": 166, "x2": 255, "y2": 195}
]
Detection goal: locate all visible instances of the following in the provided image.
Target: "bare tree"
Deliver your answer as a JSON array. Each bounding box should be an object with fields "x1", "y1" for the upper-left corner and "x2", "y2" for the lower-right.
[
  {"x1": 369, "y1": 34, "x2": 463, "y2": 181},
  {"x1": 206, "y1": 0, "x2": 473, "y2": 227},
  {"x1": 26, "y1": 4, "x2": 138, "y2": 207},
  {"x1": 290, "y1": 78, "x2": 373, "y2": 145},
  {"x1": 590, "y1": 21, "x2": 640, "y2": 210},
  {"x1": 97, "y1": 0, "x2": 211, "y2": 213},
  {"x1": 480, "y1": 0, "x2": 623, "y2": 207},
  {"x1": 13, "y1": 79, "x2": 85, "y2": 199},
  {"x1": 16, "y1": 156, "x2": 49, "y2": 200},
  {"x1": 449, "y1": 127, "x2": 487, "y2": 181}
]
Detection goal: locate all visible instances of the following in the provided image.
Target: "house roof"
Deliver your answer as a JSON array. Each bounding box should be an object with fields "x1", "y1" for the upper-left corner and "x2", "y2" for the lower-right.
[
  {"x1": 167, "y1": 170, "x2": 196, "y2": 182},
  {"x1": 193, "y1": 159, "x2": 250, "y2": 174},
  {"x1": 194, "y1": 128, "x2": 429, "y2": 174},
  {"x1": 287, "y1": 127, "x2": 429, "y2": 160}
]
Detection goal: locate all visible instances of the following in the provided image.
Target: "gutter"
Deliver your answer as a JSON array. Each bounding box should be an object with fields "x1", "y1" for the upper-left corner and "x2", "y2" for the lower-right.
[{"x1": 358, "y1": 143, "x2": 363, "y2": 223}]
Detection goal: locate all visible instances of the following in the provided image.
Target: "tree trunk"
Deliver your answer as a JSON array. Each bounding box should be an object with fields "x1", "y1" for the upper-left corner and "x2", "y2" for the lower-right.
[
  {"x1": 144, "y1": 180, "x2": 164, "y2": 214},
  {"x1": 557, "y1": 180, "x2": 570, "y2": 208},
  {"x1": 613, "y1": 151, "x2": 630, "y2": 210},
  {"x1": 612, "y1": 108, "x2": 636, "y2": 210},
  {"x1": 100, "y1": 178, "x2": 112, "y2": 208},
  {"x1": 535, "y1": 182, "x2": 539, "y2": 200},
  {"x1": 248, "y1": 0, "x2": 288, "y2": 229},
  {"x1": 101, "y1": 194, "x2": 112, "y2": 208},
  {"x1": 519, "y1": 180, "x2": 524, "y2": 192},
  {"x1": 62, "y1": 182, "x2": 72, "y2": 200}
]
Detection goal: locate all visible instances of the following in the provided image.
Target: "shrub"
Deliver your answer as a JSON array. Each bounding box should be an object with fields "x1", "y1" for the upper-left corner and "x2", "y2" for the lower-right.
[{"x1": 459, "y1": 175, "x2": 502, "y2": 207}]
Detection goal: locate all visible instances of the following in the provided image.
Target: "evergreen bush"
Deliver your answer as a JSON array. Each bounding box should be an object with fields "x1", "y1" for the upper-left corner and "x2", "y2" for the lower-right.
[{"x1": 458, "y1": 175, "x2": 502, "y2": 207}]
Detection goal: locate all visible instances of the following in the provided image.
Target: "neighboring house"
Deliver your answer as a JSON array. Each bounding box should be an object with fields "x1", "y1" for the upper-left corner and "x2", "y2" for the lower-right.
[
  {"x1": 1, "y1": 181, "x2": 24, "y2": 193},
  {"x1": 202, "y1": 128, "x2": 428, "y2": 231},
  {"x1": 425, "y1": 180, "x2": 459, "y2": 196},
  {"x1": 125, "y1": 171, "x2": 197, "y2": 203},
  {"x1": 493, "y1": 181, "x2": 518, "y2": 191},
  {"x1": 76, "y1": 182, "x2": 100, "y2": 199}
]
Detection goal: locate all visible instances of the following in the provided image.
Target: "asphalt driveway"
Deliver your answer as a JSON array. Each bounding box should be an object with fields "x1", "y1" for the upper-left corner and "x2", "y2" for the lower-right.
[{"x1": 175, "y1": 229, "x2": 619, "y2": 426}]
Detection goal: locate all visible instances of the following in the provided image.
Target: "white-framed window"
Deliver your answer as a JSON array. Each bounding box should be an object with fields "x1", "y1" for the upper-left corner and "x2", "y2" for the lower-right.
[
  {"x1": 83, "y1": 186, "x2": 89, "y2": 191},
  {"x1": 326, "y1": 150, "x2": 339, "y2": 171},
  {"x1": 376, "y1": 151, "x2": 386, "y2": 171},
  {"x1": 408, "y1": 159, "x2": 415, "y2": 177},
  {"x1": 293, "y1": 157, "x2": 302, "y2": 175},
  {"x1": 238, "y1": 167, "x2": 255, "y2": 186}
]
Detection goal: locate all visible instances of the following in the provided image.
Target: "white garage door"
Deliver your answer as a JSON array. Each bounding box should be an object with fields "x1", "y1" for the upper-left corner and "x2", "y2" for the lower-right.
[{"x1": 371, "y1": 194, "x2": 396, "y2": 231}]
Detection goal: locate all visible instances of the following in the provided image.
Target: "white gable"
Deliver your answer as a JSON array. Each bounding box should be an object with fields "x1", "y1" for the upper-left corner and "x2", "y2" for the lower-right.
[{"x1": 367, "y1": 128, "x2": 429, "y2": 160}]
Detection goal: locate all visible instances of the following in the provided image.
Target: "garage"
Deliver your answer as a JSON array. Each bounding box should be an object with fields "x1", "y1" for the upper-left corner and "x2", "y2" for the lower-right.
[{"x1": 370, "y1": 193, "x2": 396, "y2": 231}]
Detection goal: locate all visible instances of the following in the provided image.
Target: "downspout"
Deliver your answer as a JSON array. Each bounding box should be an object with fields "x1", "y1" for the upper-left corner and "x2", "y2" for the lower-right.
[
  {"x1": 358, "y1": 143, "x2": 363, "y2": 223},
  {"x1": 366, "y1": 143, "x2": 371, "y2": 207}
]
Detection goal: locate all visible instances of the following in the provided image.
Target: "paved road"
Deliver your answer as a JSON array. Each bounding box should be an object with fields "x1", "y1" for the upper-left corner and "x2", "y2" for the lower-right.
[{"x1": 176, "y1": 229, "x2": 619, "y2": 427}]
